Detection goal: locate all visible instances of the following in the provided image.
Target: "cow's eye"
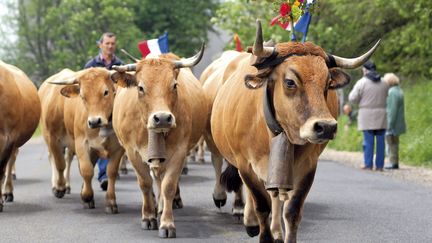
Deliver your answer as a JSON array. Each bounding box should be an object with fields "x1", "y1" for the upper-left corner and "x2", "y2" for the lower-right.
[
  {"x1": 138, "y1": 86, "x2": 144, "y2": 94},
  {"x1": 284, "y1": 79, "x2": 297, "y2": 89},
  {"x1": 103, "y1": 89, "x2": 109, "y2": 97}
]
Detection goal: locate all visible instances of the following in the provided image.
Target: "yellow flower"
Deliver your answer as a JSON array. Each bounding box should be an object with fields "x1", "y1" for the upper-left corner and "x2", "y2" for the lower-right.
[{"x1": 294, "y1": 0, "x2": 300, "y2": 7}]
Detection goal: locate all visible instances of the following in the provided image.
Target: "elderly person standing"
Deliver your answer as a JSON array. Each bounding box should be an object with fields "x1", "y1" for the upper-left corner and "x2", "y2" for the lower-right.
[
  {"x1": 349, "y1": 61, "x2": 389, "y2": 171},
  {"x1": 383, "y1": 73, "x2": 406, "y2": 169}
]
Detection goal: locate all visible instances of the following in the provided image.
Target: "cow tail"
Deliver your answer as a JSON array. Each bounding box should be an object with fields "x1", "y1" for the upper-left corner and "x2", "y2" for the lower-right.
[{"x1": 220, "y1": 162, "x2": 243, "y2": 193}]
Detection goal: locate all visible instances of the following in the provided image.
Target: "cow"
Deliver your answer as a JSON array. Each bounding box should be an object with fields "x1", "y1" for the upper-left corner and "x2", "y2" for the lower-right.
[
  {"x1": 111, "y1": 45, "x2": 208, "y2": 238},
  {"x1": 210, "y1": 20, "x2": 380, "y2": 243},
  {"x1": 199, "y1": 50, "x2": 248, "y2": 217},
  {"x1": 0, "y1": 60, "x2": 41, "y2": 212},
  {"x1": 38, "y1": 68, "x2": 124, "y2": 213}
]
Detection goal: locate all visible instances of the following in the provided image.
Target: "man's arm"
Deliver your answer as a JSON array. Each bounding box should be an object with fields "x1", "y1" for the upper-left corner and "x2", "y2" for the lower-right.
[{"x1": 348, "y1": 79, "x2": 363, "y2": 105}]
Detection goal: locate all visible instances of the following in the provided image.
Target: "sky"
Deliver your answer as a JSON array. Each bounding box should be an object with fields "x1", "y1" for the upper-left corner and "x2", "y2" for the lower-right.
[{"x1": 0, "y1": 0, "x2": 17, "y2": 58}]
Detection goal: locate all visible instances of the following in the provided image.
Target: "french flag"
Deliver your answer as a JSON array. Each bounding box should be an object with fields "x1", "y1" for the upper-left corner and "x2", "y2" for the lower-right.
[{"x1": 138, "y1": 32, "x2": 169, "y2": 58}]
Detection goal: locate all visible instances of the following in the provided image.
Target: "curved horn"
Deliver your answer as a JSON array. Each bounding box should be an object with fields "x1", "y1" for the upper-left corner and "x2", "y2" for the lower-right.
[
  {"x1": 174, "y1": 43, "x2": 205, "y2": 68},
  {"x1": 112, "y1": 64, "x2": 137, "y2": 72},
  {"x1": 253, "y1": 19, "x2": 275, "y2": 58},
  {"x1": 47, "y1": 76, "x2": 78, "y2": 85},
  {"x1": 121, "y1": 49, "x2": 140, "y2": 62},
  {"x1": 327, "y1": 39, "x2": 381, "y2": 69}
]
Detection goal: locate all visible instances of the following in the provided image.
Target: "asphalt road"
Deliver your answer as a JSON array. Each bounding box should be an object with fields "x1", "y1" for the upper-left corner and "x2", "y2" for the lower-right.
[{"x1": 1, "y1": 140, "x2": 431, "y2": 243}]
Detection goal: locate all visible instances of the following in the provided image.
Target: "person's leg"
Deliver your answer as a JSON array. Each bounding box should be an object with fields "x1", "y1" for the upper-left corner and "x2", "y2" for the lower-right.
[
  {"x1": 375, "y1": 129, "x2": 386, "y2": 170},
  {"x1": 97, "y1": 158, "x2": 108, "y2": 190},
  {"x1": 362, "y1": 130, "x2": 374, "y2": 169},
  {"x1": 386, "y1": 135, "x2": 399, "y2": 168}
]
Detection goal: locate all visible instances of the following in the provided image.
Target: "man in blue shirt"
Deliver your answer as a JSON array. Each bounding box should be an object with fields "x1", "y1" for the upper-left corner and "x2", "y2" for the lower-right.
[{"x1": 84, "y1": 32, "x2": 123, "y2": 190}]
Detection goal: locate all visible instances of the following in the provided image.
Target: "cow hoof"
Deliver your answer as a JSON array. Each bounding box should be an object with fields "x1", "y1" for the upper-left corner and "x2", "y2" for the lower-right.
[
  {"x1": 172, "y1": 198, "x2": 183, "y2": 209},
  {"x1": 212, "y1": 195, "x2": 226, "y2": 208},
  {"x1": 198, "y1": 158, "x2": 205, "y2": 164},
  {"x1": 12, "y1": 174, "x2": 16, "y2": 180},
  {"x1": 65, "y1": 187, "x2": 71, "y2": 194},
  {"x1": 0, "y1": 203, "x2": 3, "y2": 212},
  {"x1": 3, "y1": 193, "x2": 14, "y2": 202},
  {"x1": 82, "y1": 199, "x2": 95, "y2": 209},
  {"x1": 105, "y1": 204, "x2": 119, "y2": 214},
  {"x1": 52, "y1": 188, "x2": 66, "y2": 199},
  {"x1": 141, "y1": 218, "x2": 158, "y2": 230},
  {"x1": 245, "y1": 225, "x2": 260, "y2": 237},
  {"x1": 181, "y1": 167, "x2": 188, "y2": 175},
  {"x1": 158, "y1": 228, "x2": 176, "y2": 238},
  {"x1": 274, "y1": 239, "x2": 284, "y2": 243}
]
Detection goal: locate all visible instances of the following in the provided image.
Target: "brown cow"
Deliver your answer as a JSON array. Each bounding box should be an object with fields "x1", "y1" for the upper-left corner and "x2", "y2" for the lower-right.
[
  {"x1": 200, "y1": 50, "x2": 247, "y2": 216},
  {"x1": 0, "y1": 61, "x2": 41, "y2": 212},
  {"x1": 210, "y1": 20, "x2": 380, "y2": 242},
  {"x1": 111, "y1": 46, "x2": 207, "y2": 238},
  {"x1": 38, "y1": 68, "x2": 124, "y2": 213}
]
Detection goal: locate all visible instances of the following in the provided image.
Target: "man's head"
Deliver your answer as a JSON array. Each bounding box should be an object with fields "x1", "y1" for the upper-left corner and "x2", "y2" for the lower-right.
[
  {"x1": 99, "y1": 32, "x2": 117, "y2": 57},
  {"x1": 362, "y1": 60, "x2": 376, "y2": 74}
]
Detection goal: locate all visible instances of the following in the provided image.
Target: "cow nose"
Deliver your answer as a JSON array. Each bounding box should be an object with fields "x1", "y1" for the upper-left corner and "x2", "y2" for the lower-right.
[
  {"x1": 88, "y1": 117, "x2": 102, "y2": 129},
  {"x1": 314, "y1": 121, "x2": 337, "y2": 139},
  {"x1": 152, "y1": 112, "x2": 174, "y2": 128}
]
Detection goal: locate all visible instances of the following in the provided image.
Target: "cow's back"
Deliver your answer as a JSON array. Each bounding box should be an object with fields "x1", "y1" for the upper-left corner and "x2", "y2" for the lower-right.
[
  {"x1": 38, "y1": 69, "x2": 76, "y2": 148},
  {"x1": 0, "y1": 61, "x2": 40, "y2": 147}
]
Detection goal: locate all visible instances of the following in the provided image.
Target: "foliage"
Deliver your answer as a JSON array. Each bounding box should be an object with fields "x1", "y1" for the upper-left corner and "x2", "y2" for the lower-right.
[
  {"x1": 328, "y1": 115, "x2": 363, "y2": 152},
  {"x1": 212, "y1": 0, "x2": 293, "y2": 50},
  {"x1": 0, "y1": 0, "x2": 216, "y2": 84},
  {"x1": 133, "y1": 0, "x2": 217, "y2": 57},
  {"x1": 309, "y1": 0, "x2": 432, "y2": 80}
]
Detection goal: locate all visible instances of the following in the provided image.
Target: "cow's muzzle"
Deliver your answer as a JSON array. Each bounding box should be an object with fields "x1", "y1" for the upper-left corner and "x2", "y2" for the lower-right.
[
  {"x1": 314, "y1": 121, "x2": 337, "y2": 140},
  {"x1": 88, "y1": 117, "x2": 103, "y2": 129},
  {"x1": 148, "y1": 112, "x2": 176, "y2": 132}
]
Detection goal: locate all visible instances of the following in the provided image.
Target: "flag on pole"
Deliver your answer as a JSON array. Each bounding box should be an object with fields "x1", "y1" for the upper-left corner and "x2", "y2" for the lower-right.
[
  {"x1": 233, "y1": 34, "x2": 243, "y2": 52},
  {"x1": 138, "y1": 32, "x2": 169, "y2": 58}
]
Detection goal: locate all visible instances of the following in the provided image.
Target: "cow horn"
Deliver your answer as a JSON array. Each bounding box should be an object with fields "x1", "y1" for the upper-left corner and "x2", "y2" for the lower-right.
[
  {"x1": 112, "y1": 64, "x2": 137, "y2": 72},
  {"x1": 253, "y1": 19, "x2": 275, "y2": 58},
  {"x1": 47, "y1": 76, "x2": 78, "y2": 85},
  {"x1": 327, "y1": 39, "x2": 381, "y2": 69},
  {"x1": 174, "y1": 43, "x2": 205, "y2": 68},
  {"x1": 120, "y1": 49, "x2": 140, "y2": 62}
]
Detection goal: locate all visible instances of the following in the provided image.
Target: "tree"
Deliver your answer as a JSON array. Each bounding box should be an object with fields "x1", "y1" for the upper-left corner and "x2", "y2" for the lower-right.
[
  {"x1": 132, "y1": 0, "x2": 217, "y2": 57},
  {"x1": 212, "y1": 0, "x2": 293, "y2": 50}
]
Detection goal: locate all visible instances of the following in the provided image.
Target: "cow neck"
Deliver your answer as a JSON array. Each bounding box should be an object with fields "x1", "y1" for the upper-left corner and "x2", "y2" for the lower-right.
[{"x1": 263, "y1": 81, "x2": 284, "y2": 136}]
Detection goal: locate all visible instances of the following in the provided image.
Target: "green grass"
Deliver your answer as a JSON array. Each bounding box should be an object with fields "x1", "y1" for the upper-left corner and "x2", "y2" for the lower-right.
[
  {"x1": 32, "y1": 123, "x2": 42, "y2": 138},
  {"x1": 329, "y1": 80, "x2": 432, "y2": 167}
]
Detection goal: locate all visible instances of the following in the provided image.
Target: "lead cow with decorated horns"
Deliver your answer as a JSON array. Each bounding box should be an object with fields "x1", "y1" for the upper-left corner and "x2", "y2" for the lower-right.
[
  {"x1": 209, "y1": 20, "x2": 380, "y2": 242},
  {"x1": 111, "y1": 44, "x2": 208, "y2": 238}
]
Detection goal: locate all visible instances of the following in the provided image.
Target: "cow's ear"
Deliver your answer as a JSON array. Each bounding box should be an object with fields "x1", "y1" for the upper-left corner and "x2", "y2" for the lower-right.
[
  {"x1": 244, "y1": 74, "x2": 267, "y2": 89},
  {"x1": 329, "y1": 68, "x2": 351, "y2": 89},
  {"x1": 60, "y1": 85, "x2": 80, "y2": 98},
  {"x1": 110, "y1": 72, "x2": 137, "y2": 88}
]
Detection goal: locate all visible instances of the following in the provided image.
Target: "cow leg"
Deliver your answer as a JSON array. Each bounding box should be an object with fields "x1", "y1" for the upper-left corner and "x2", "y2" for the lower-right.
[
  {"x1": 283, "y1": 168, "x2": 317, "y2": 243},
  {"x1": 0, "y1": 142, "x2": 14, "y2": 212},
  {"x1": 158, "y1": 151, "x2": 186, "y2": 238},
  {"x1": 211, "y1": 153, "x2": 226, "y2": 208},
  {"x1": 197, "y1": 137, "x2": 205, "y2": 163},
  {"x1": 46, "y1": 138, "x2": 67, "y2": 198},
  {"x1": 119, "y1": 154, "x2": 128, "y2": 175},
  {"x1": 238, "y1": 165, "x2": 273, "y2": 243},
  {"x1": 127, "y1": 150, "x2": 157, "y2": 229},
  {"x1": 232, "y1": 186, "x2": 244, "y2": 219},
  {"x1": 105, "y1": 148, "x2": 124, "y2": 214},
  {"x1": 172, "y1": 185, "x2": 183, "y2": 209},
  {"x1": 270, "y1": 194, "x2": 284, "y2": 243},
  {"x1": 63, "y1": 147, "x2": 74, "y2": 194},
  {"x1": 3, "y1": 148, "x2": 18, "y2": 203},
  {"x1": 243, "y1": 187, "x2": 259, "y2": 237},
  {"x1": 75, "y1": 141, "x2": 95, "y2": 209}
]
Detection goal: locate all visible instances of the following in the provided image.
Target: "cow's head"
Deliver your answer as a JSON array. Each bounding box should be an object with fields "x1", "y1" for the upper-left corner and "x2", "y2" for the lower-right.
[
  {"x1": 245, "y1": 20, "x2": 380, "y2": 145},
  {"x1": 49, "y1": 68, "x2": 116, "y2": 129},
  {"x1": 111, "y1": 44, "x2": 205, "y2": 133}
]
